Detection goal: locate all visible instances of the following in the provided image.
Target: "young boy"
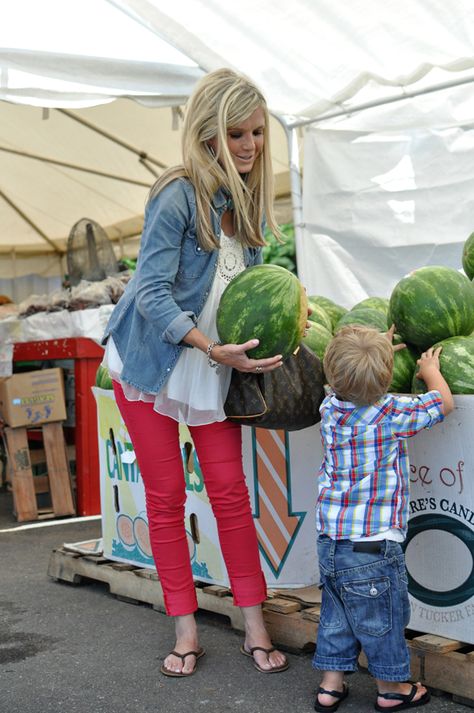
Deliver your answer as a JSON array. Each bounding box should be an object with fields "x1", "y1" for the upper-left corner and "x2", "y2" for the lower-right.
[{"x1": 313, "y1": 325, "x2": 454, "y2": 713}]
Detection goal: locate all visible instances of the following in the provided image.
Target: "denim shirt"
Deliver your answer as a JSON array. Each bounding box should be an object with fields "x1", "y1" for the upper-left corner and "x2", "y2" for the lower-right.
[{"x1": 103, "y1": 177, "x2": 263, "y2": 394}]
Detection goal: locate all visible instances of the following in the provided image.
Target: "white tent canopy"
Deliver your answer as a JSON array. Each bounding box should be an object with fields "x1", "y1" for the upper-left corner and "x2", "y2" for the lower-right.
[{"x1": 1, "y1": 0, "x2": 474, "y2": 303}]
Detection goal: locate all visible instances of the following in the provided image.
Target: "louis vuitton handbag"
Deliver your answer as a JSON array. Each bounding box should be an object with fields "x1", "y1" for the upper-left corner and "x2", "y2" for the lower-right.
[{"x1": 224, "y1": 343, "x2": 325, "y2": 431}]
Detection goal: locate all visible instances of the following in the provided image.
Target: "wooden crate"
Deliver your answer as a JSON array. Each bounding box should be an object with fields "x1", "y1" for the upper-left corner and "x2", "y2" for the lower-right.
[
  {"x1": 47, "y1": 547, "x2": 474, "y2": 706},
  {"x1": 4, "y1": 423, "x2": 75, "y2": 521}
]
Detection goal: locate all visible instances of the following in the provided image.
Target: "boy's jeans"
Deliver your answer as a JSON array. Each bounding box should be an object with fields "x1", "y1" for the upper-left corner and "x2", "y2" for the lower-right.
[{"x1": 313, "y1": 536, "x2": 411, "y2": 681}]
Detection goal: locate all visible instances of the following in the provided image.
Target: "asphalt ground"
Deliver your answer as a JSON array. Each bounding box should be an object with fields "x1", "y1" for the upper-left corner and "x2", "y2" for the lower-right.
[{"x1": 0, "y1": 489, "x2": 466, "y2": 713}]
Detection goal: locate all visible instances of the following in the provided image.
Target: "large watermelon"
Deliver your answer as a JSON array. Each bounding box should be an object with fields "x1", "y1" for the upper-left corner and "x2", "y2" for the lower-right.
[
  {"x1": 335, "y1": 307, "x2": 388, "y2": 333},
  {"x1": 216, "y1": 264, "x2": 308, "y2": 359},
  {"x1": 462, "y1": 231, "x2": 474, "y2": 280},
  {"x1": 307, "y1": 301, "x2": 333, "y2": 332},
  {"x1": 308, "y1": 295, "x2": 347, "y2": 331},
  {"x1": 389, "y1": 266, "x2": 474, "y2": 351},
  {"x1": 302, "y1": 321, "x2": 332, "y2": 361},
  {"x1": 412, "y1": 335, "x2": 474, "y2": 395},
  {"x1": 95, "y1": 364, "x2": 113, "y2": 390}
]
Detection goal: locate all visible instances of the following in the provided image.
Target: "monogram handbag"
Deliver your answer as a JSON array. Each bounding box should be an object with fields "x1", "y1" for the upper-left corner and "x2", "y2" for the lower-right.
[{"x1": 224, "y1": 343, "x2": 325, "y2": 431}]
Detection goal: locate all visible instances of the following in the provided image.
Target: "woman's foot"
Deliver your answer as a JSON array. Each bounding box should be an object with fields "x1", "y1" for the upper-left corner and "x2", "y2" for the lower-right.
[
  {"x1": 161, "y1": 614, "x2": 200, "y2": 676},
  {"x1": 375, "y1": 681, "x2": 430, "y2": 710},
  {"x1": 240, "y1": 604, "x2": 288, "y2": 672}
]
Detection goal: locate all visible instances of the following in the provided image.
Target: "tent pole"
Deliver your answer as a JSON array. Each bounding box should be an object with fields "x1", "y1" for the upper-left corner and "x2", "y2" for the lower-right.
[
  {"x1": 273, "y1": 116, "x2": 304, "y2": 279},
  {"x1": 0, "y1": 146, "x2": 152, "y2": 187},
  {"x1": 57, "y1": 109, "x2": 167, "y2": 169},
  {"x1": 0, "y1": 189, "x2": 63, "y2": 254},
  {"x1": 288, "y1": 73, "x2": 474, "y2": 128}
]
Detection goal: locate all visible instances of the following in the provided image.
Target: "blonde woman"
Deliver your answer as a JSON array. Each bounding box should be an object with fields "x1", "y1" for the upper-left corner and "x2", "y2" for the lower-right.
[{"x1": 103, "y1": 69, "x2": 288, "y2": 677}]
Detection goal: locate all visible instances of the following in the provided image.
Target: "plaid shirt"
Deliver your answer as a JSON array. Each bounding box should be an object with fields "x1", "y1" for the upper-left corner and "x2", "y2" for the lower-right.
[{"x1": 317, "y1": 390, "x2": 444, "y2": 539}]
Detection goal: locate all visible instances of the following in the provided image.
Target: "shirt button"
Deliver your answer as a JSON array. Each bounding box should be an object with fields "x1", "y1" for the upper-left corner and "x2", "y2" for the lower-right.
[
  {"x1": 166, "y1": 368, "x2": 170, "y2": 372},
  {"x1": 197, "y1": 247, "x2": 201, "y2": 251},
  {"x1": 370, "y1": 585, "x2": 378, "y2": 596}
]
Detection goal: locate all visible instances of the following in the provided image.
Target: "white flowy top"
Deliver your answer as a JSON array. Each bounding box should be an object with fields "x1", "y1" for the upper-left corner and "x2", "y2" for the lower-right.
[{"x1": 104, "y1": 232, "x2": 246, "y2": 426}]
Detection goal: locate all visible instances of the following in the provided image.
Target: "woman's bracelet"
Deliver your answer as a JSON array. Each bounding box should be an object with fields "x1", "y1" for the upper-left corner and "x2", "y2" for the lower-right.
[{"x1": 206, "y1": 340, "x2": 222, "y2": 369}]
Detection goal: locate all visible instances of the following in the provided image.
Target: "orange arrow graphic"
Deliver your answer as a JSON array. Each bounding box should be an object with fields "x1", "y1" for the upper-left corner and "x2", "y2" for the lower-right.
[{"x1": 252, "y1": 428, "x2": 305, "y2": 577}]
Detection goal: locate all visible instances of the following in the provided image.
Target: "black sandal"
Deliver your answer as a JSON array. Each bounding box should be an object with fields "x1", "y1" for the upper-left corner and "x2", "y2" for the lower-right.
[
  {"x1": 314, "y1": 682, "x2": 349, "y2": 712},
  {"x1": 375, "y1": 683, "x2": 430, "y2": 711}
]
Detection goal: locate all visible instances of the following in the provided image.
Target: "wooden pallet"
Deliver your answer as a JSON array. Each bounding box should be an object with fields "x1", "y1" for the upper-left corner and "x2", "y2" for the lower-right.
[
  {"x1": 4, "y1": 423, "x2": 75, "y2": 521},
  {"x1": 47, "y1": 547, "x2": 474, "y2": 707}
]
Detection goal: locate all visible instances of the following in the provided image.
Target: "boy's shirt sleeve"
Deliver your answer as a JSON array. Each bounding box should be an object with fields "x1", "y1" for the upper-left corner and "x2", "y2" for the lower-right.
[{"x1": 391, "y1": 390, "x2": 444, "y2": 438}]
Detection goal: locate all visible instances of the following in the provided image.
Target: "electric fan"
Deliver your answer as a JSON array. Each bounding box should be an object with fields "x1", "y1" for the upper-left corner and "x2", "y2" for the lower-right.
[{"x1": 66, "y1": 218, "x2": 119, "y2": 286}]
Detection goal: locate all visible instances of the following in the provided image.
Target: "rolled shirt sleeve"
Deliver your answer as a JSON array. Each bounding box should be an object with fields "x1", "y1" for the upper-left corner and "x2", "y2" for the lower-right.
[{"x1": 392, "y1": 390, "x2": 444, "y2": 438}]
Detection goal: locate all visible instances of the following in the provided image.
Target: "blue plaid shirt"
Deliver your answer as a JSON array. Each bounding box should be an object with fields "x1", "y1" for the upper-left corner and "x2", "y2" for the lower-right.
[{"x1": 317, "y1": 390, "x2": 444, "y2": 539}]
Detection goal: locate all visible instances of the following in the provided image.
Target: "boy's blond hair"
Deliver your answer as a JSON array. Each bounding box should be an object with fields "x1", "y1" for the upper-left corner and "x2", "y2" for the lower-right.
[{"x1": 323, "y1": 325, "x2": 394, "y2": 406}]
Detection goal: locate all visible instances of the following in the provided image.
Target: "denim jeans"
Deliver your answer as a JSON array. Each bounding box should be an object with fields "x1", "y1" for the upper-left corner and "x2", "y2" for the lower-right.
[{"x1": 312, "y1": 536, "x2": 411, "y2": 681}]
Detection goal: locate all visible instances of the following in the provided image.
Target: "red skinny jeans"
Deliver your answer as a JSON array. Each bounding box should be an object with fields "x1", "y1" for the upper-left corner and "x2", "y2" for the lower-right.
[{"x1": 113, "y1": 381, "x2": 267, "y2": 616}]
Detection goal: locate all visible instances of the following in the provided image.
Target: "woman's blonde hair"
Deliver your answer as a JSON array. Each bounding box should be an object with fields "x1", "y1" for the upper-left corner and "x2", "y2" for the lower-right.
[
  {"x1": 323, "y1": 325, "x2": 394, "y2": 406},
  {"x1": 147, "y1": 68, "x2": 279, "y2": 250}
]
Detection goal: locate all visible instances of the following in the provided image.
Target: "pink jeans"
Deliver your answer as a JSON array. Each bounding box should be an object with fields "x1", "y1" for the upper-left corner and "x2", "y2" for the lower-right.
[{"x1": 113, "y1": 381, "x2": 267, "y2": 615}]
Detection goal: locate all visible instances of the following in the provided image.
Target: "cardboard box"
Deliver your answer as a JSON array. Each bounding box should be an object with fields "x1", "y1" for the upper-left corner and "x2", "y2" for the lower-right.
[
  {"x1": 94, "y1": 387, "x2": 319, "y2": 588},
  {"x1": 0, "y1": 368, "x2": 66, "y2": 427}
]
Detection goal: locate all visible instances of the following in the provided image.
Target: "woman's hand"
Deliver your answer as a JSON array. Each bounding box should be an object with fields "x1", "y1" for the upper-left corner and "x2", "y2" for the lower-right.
[
  {"x1": 212, "y1": 339, "x2": 283, "y2": 373},
  {"x1": 304, "y1": 304, "x2": 312, "y2": 337}
]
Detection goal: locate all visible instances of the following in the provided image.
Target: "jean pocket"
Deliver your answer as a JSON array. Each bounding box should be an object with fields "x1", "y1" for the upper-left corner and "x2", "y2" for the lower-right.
[
  {"x1": 320, "y1": 584, "x2": 343, "y2": 629},
  {"x1": 341, "y1": 576, "x2": 392, "y2": 637}
]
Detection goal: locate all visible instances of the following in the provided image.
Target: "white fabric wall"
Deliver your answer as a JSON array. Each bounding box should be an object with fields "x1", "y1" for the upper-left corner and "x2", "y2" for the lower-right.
[{"x1": 298, "y1": 121, "x2": 474, "y2": 307}]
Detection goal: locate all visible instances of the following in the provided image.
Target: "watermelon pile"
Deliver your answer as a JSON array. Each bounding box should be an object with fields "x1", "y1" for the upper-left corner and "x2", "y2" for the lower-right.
[
  {"x1": 216, "y1": 229, "x2": 474, "y2": 395},
  {"x1": 216, "y1": 264, "x2": 308, "y2": 359}
]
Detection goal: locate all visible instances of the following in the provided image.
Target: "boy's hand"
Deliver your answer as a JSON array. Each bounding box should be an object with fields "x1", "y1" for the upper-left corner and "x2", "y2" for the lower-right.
[
  {"x1": 385, "y1": 324, "x2": 406, "y2": 352},
  {"x1": 415, "y1": 345, "x2": 454, "y2": 416},
  {"x1": 416, "y1": 346, "x2": 442, "y2": 381}
]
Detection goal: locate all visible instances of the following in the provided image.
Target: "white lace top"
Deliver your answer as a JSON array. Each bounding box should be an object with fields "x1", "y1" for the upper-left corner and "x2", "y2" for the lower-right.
[{"x1": 104, "y1": 232, "x2": 246, "y2": 426}]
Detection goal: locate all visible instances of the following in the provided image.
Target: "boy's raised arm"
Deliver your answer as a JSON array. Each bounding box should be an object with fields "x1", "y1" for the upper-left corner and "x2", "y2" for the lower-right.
[{"x1": 416, "y1": 347, "x2": 454, "y2": 416}]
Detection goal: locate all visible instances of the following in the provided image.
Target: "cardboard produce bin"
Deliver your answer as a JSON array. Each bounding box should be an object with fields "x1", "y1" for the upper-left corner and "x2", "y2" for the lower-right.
[
  {"x1": 0, "y1": 367, "x2": 66, "y2": 427},
  {"x1": 94, "y1": 388, "x2": 474, "y2": 641},
  {"x1": 404, "y1": 395, "x2": 474, "y2": 644},
  {"x1": 94, "y1": 387, "x2": 319, "y2": 588}
]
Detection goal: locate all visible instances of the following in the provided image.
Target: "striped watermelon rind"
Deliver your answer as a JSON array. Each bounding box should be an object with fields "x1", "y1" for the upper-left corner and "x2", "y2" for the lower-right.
[
  {"x1": 462, "y1": 231, "x2": 474, "y2": 280},
  {"x1": 302, "y1": 321, "x2": 332, "y2": 361},
  {"x1": 216, "y1": 264, "x2": 308, "y2": 359},
  {"x1": 335, "y1": 306, "x2": 389, "y2": 333},
  {"x1": 352, "y1": 296, "x2": 390, "y2": 315},
  {"x1": 389, "y1": 266, "x2": 474, "y2": 351},
  {"x1": 308, "y1": 295, "x2": 347, "y2": 331},
  {"x1": 412, "y1": 335, "x2": 474, "y2": 395},
  {"x1": 390, "y1": 337, "x2": 419, "y2": 393},
  {"x1": 95, "y1": 364, "x2": 113, "y2": 390},
  {"x1": 307, "y1": 301, "x2": 333, "y2": 332}
]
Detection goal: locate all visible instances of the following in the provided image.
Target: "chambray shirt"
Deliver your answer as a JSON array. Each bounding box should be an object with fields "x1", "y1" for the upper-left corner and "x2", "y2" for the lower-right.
[
  {"x1": 317, "y1": 390, "x2": 444, "y2": 539},
  {"x1": 103, "y1": 178, "x2": 262, "y2": 394}
]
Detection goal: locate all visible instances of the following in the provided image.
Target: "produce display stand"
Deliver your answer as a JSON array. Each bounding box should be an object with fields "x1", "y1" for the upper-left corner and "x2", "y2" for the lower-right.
[{"x1": 13, "y1": 337, "x2": 103, "y2": 516}]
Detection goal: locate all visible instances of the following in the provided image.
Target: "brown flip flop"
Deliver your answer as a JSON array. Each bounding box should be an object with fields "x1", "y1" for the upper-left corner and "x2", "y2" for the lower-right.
[
  {"x1": 160, "y1": 647, "x2": 205, "y2": 677},
  {"x1": 240, "y1": 644, "x2": 289, "y2": 673}
]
